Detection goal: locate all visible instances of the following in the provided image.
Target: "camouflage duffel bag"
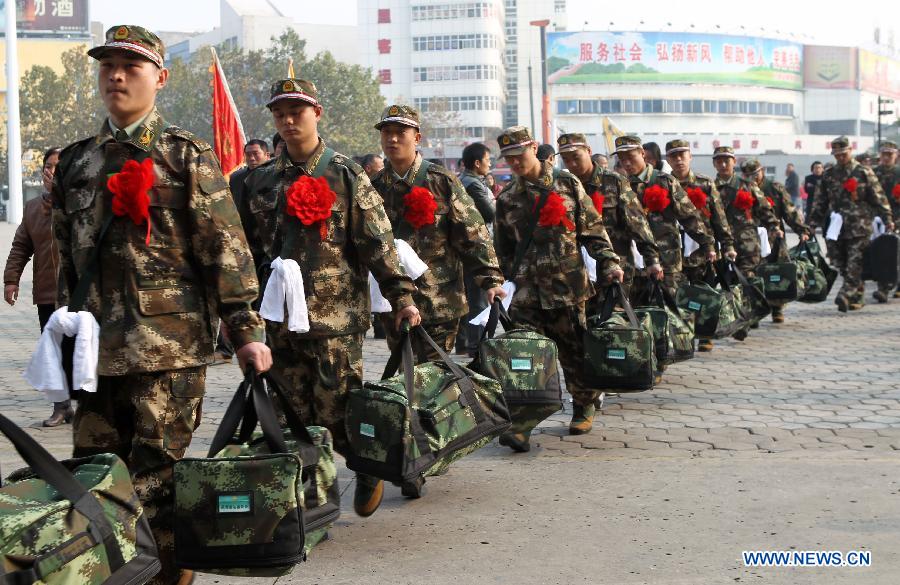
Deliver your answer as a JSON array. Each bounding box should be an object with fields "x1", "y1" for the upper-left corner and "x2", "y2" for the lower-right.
[
  {"x1": 469, "y1": 302, "x2": 562, "y2": 437},
  {"x1": 756, "y1": 238, "x2": 808, "y2": 301},
  {"x1": 583, "y1": 283, "x2": 657, "y2": 392},
  {"x1": 635, "y1": 281, "x2": 695, "y2": 365},
  {"x1": 676, "y1": 263, "x2": 746, "y2": 339},
  {"x1": 0, "y1": 413, "x2": 160, "y2": 585},
  {"x1": 790, "y1": 239, "x2": 837, "y2": 303},
  {"x1": 345, "y1": 325, "x2": 510, "y2": 492},
  {"x1": 174, "y1": 370, "x2": 315, "y2": 577},
  {"x1": 716, "y1": 259, "x2": 770, "y2": 322}
]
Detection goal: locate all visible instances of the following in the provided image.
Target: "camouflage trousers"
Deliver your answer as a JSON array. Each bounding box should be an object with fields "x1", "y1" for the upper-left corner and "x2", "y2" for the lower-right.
[
  {"x1": 833, "y1": 236, "x2": 868, "y2": 302},
  {"x1": 381, "y1": 316, "x2": 459, "y2": 364},
  {"x1": 72, "y1": 367, "x2": 205, "y2": 585},
  {"x1": 508, "y1": 303, "x2": 600, "y2": 407},
  {"x1": 267, "y1": 324, "x2": 364, "y2": 458}
]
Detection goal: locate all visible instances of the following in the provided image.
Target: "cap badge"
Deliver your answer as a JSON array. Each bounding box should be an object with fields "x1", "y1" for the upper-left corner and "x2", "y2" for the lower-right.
[
  {"x1": 388, "y1": 105, "x2": 400, "y2": 116},
  {"x1": 114, "y1": 26, "x2": 129, "y2": 40},
  {"x1": 282, "y1": 80, "x2": 294, "y2": 92},
  {"x1": 501, "y1": 135, "x2": 511, "y2": 145}
]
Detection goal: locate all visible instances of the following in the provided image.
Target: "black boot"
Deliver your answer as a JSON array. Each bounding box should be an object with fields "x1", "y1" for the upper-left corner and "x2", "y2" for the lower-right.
[{"x1": 43, "y1": 401, "x2": 74, "y2": 427}]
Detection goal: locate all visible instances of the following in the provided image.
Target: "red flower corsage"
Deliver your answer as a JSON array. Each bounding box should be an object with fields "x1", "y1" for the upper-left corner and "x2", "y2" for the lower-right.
[
  {"x1": 734, "y1": 188, "x2": 755, "y2": 220},
  {"x1": 685, "y1": 186, "x2": 711, "y2": 218},
  {"x1": 404, "y1": 186, "x2": 438, "y2": 229},
  {"x1": 643, "y1": 184, "x2": 670, "y2": 213},
  {"x1": 285, "y1": 175, "x2": 337, "y2": 240},
  {"x1": 108, "y1": 158, "x2": 155, "y2": 244},
  {"x1": 537, "y1": 192, "x2": 575, "y2": 231},
  {"x1": 892, "y1": 184, "x2": 900, "y2": 201},
  {"x1": 765, "y1": 196, "x2": 775, "y2": 209},
  {"x1": 590, "y1": 191, "x2": 605, "y2": 216},
  {"x1": 843, "y1": 177, "x2": 858, "y2": 202}
]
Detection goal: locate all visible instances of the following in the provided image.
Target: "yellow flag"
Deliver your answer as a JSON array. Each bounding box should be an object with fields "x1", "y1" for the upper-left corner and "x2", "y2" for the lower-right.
[{"x1": 288, "y1": 58, "x2": 295, "y2": 78}]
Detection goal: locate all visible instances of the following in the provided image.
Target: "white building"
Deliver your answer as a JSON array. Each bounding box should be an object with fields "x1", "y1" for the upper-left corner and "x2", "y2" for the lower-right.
[{"x1": 166, "y1": 0, "x2": 358, "y2": 65}]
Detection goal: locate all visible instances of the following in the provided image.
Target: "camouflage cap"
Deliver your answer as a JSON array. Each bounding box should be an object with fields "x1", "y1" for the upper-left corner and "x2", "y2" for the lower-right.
[
  {"x1": 374, "y1": 104, "x2": 420, "y2": 130},
  {"x1": 613, "y1": 135, "x2": 643, "y2": 155},
  {"x1": 665, "y1": 139, "x2": 691, "y2": 156},
  {"x1": 740, "y1": 158, "x2": 763, "y2": 174},
  {"x1": 497, "y1": 126, "x2": 535, "y2": 156},
  {"x1": 830, "y1": 136, "x2": 851, "y2": 154},
  {"x1": 557, "y1": 133, "x2": 589, "y2": 153},
  {"x1": 266, "y1": 78, "x2": 320, "y2": 108},
  {"x1": 712, "y1": 145, "x2": 735, "y2": 159},
  {"x1": 88, "y1": 25, "x2": 165, "y2": 68},
  {"x1": 879, "y1": 140, "x2": 898, "y2": 153}
]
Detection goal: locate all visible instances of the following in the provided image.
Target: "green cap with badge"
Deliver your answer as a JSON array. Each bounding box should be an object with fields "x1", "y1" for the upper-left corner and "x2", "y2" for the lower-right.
[
  {"x1": 740, "y1": 158, "x2": 762, "y2": 174},
  {"x1": 497, "y1": 126, "x2": 535, "y2": 156},
  {"x1": 266, "y1": 78, "x2": 320, "y2": 108},
  {"x1": 557, "y1": 133, "x2": 589, "y2": 153},
  {"x1": 374, "y1": 104, "x2": 421, "y2": 130},
  {"x1": 613, "y1": 135, "x2": 642, "y2": 154},
  {"x1": 88, "y1": 25, "x2": 165, "y2": 68},
  {"x1": 879, "y1": 140, "x2": 898, "y2": 153},
  {"x1": 665, "y1": 139, "x2": 691, "y2": 155},
  {"x1": 830, "y1": 136, "x2": 851, "y2": 154},
  {"x1": 712, "y1": 145, "x2": 735, "y2": 159}
]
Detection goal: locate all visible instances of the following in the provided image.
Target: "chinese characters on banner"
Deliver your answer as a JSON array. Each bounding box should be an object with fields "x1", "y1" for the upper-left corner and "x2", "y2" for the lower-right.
[{"x1": 9, "y1": 0, "x2": 89, "y2": 34}]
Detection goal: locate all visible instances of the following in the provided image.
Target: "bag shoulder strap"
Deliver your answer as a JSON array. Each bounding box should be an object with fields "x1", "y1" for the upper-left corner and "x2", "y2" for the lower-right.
[
  {"x1": 411, "y1": 159, "x2": 432, "y2": 188},
  {"x1": 509, "y1": 169, "x2": 561, "y2": 280},
  {"x1": 310, "y1": 147, "x2": 335, "y2": 179}
]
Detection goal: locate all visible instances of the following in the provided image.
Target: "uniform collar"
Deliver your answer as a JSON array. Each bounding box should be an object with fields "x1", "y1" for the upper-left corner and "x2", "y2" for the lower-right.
[
  {"x1": 274, "y1": 137, "x2": 326, "y2": 174},
  {"x1": 384, "y1": 152, "x2": 422, "y2": 187},
  {"x1": 631, "y1": 164, "x2": 653, "y2": 184},
  {"x1": 518, "y1": 160, "x2": 554, "y2": 191},
  {"x1": 100, "y1": 108, "x2": 166, "y2": 152}
]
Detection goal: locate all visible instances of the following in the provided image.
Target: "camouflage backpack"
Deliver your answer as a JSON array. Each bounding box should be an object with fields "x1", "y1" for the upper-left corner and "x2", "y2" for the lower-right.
[
  {"x1": 756, "y1": 238, "x2": 809, "y2": 301},
  {"x1": 174, "y1": 370, "x2": 328, "y2": 577},
  {"x1": 634, "y1": 280, "x2": 695, "y2": 365},
  {"x1": 676, "y1": 263, "x2": 748, "y2": 339},
  {"x1": 790, "y1": 239, "x2": 837, "y2": 303},
  {"x1": 469, "y1": 302, "x2": 562, "y2": 437},
  {"x1": 0, "y1": 413, "x2": 161, "y2": 584},
  {"x1": 345, "y1": 325, "x2": 510, "y2": 495},
  {"x1": 584, "y1": 283, "x2": 657, "y2": 392}
]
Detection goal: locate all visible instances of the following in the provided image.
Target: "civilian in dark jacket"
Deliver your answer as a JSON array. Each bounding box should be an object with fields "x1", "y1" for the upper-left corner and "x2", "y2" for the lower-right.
[
  {"x1": 785, "y1": 163, "x2": 800, "y2": 207},
  {"x1": 804, "y1": 161, "x2": 824, "y2": 220}
]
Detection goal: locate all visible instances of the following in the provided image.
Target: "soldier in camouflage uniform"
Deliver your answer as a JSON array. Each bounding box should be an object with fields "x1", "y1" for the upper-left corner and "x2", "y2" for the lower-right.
[
  {"x1": 241, "y1": 81, "x2": 421, "y2": 517},
  {"x1": 742, "y1": 158, "x2": 811, "y2": 322},
  {"x1": 665, "y1": 139, "x2": 736, "y2": 351},
  {"x1": 809, "y1": 136, "x2": 895, "y2": 312},
  {"x1": 53, "y1": 26, "x2": 271, "y2": 585},
  {"x1": 873, "y1": 141, "x2": 900, "y2": 300},
  {"x1": 494, "y1": 126, "x2": 623, "y2": 441},
  {"x1": 614, "y1": 135, "x2": 715, "y2": 306},
  {"x1": 557, "y1": 132, "x2": 661, "y2": 299},
  {"x1": 370, "y1": 105, "x2": 505, "y2": 363}
]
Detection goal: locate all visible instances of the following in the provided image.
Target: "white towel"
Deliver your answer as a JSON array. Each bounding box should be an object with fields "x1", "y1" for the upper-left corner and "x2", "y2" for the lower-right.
[
  {"x1": 826, "y1": 212, "x2": 843, "y2": 241},
  {"x1": 683, "y1": 233, "x2": 700, "y2": 257},
  {"x1": 24, "y1": 307, "x2": 100, "y2": 403},
  {"x1": 259, "y1": 257, "x2": 310, "y2": 332},
  {"x1": 469, "y1": 281, "x2": 516, "y2": 326},
  {"x1": 581, "y1": 246, "x2": 597, "y2": 282},
  {"x1": 872, "y1": 216, "x2": 886, "y2": 240},
  {"x1": 631, "y1": 240, "x2": 645, "y2": 269},
  {"x1": 370, "y1": 239, "x2": 429, "y2": 313},
  {"x1": 757, "y1": 227, "x2": 771, "y2": 257}
]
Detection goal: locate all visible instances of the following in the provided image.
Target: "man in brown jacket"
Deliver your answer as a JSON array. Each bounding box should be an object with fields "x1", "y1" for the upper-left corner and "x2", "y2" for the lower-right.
[{"x1": 4, "y1": 147, "x2": 69, "y2": 426}]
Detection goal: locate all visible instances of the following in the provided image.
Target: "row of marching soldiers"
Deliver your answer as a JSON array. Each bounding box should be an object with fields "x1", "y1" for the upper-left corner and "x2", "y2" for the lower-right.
[{"x1": 33, "y1": 25, "x2": 897, "y2": 585}]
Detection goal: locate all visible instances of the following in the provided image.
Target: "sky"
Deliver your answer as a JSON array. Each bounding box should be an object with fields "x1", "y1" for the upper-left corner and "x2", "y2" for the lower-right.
[{"x1": 89, "y1": 0, "x2": 890, "y2": 49}]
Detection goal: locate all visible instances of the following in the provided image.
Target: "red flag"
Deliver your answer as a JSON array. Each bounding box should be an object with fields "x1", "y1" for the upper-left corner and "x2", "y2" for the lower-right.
[{"x1": 210, "y1": 48, "x2": 246, "y2": 177}]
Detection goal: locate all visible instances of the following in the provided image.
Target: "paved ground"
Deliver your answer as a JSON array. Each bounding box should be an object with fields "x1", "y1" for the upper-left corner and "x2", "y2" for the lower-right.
[{"x1": 1, "y1": 222, "x2": 899, "y2": 584}]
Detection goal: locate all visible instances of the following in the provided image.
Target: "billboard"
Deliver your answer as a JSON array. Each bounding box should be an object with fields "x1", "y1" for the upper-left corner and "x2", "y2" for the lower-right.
[
  {"x1": 859, "y1": 49, "x2": 900, "y2": 99},
  {"x1": 548, "y1": 31, "x2": 803, "y2": 90},
  {"x1": 0, "y1": 0, "x2": 90, "y2": 36},
  {"x1": 803, "y1": 45, "x2": 857, "y2": 89}
]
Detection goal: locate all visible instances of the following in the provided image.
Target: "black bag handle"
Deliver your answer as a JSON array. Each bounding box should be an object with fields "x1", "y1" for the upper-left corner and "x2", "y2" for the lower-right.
[
  {"x1": 766, "y1": 236, "x2": 786, "y2": 263},
  {"x1": 482, "y1": 301, "x2": 513, "y2": 341},
  {"x1": 207, "y1": 369, "x2": 288, "y2": 457},
  {"x1": 0, "y1": 413, "x2": 126, "y2": 575},
  {"x1": 599, "y1": 282, "x2": 640, "y2": 328}
]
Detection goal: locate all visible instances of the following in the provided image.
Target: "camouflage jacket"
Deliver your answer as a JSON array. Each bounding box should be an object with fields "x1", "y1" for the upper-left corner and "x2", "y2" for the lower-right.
[
  {"x1": 52, "y1": 109, "x2": 264, "y2": 376},
  {"x1": 675, "y1": 171, "x2": 735, "y2": 268},
  {"x1": 371, "y1": 153, "x2": 503, "y2": 324},
  {"x1": 579, "y1": 162, "x2": 659, "y2": 268},
  {"x1": 627, "y1": 166, "x2": 714, "y2": 274},
  {"x1": 759, "y1": 178, "x2": 809, "y2": 237},
  {"x1": 875, "y1": 163, "x2": 900, "y2": 224},
  {"x1": 809, "y1": 160, "x2": 893, "y2": 239},
  {"x1": 241, "y1": 139, "x2": 416, "y2": 337},
  {"x1": 715, "y1": 173, "x2": 779, "y2": 259},
  {"x1": 495, "y1": 161, "x2": 620, "y2": 310}
]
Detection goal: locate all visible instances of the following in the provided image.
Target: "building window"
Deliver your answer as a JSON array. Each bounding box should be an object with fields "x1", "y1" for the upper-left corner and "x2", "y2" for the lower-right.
[
  {"x1": 379, "y1": 69, "x2": 392, "y2": 84},
  {"x1": 377, "y1": 8, "x2": 391, "y2": 23},
  {"x1": 412, "y1": 34, "x2": 499, "y2": 52},
  {"x1": 378, "y1": 39, "x2": 391, "y2": 54},
  {"x1": 412, "y1": 65, "x2": 503, "y2": 82},
  {"x1": 414, "y1": 96, "x2": 502, "y2": 112},
  {"x1": 411, "y1": 2, "x2": 499, "y2": 21}
]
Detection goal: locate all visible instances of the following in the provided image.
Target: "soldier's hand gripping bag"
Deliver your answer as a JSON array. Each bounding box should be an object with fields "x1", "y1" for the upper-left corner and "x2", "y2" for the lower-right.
[
  {"x1": 0, "y1": 413, "x2": 160, "y2": 585},
  {"x1": 716, "y1": 258, "x2": 770, "y2": 321},
  {"x1": 583, "y1": 283, "x2": 657, "y2": 391},
  {"x1": 862, "y1": 233, "x2": 900, "y2": 285},
  {"x1": 634, "y1": 280, "x2": 695, "y2": 365},
  {"x1": 756, "y1": 238, "x2": 808, "y2": 301},
  {"x1": 790, "y1": 239, "x2": 835, "y2": 303},
  {"x1": 469, "y1": 302, "x2": 562, "y2": 436},
  {"x1": 676, "y1": 262, "x2": 746, "y2": 339},
  {"x1": 174, "y1": 370, "x2": 310, "y2": 577},
  {"x1": 345, "y1": 325, "x2": 510, "y2": 485}
]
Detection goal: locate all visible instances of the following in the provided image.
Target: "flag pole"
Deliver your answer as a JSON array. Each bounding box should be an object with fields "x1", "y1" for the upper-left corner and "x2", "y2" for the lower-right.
[{"x1": 5, "y1": 0, "x2": 23, "y2": 224}]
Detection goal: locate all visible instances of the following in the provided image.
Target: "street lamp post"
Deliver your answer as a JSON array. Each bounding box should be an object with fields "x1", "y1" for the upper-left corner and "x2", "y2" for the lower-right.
[
  {"x1": 530, "y1": 19, "x2": 551, "y2": 144},
  {"x1": 5, "y1": 0, "x2": 23, "y2": 224}
]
